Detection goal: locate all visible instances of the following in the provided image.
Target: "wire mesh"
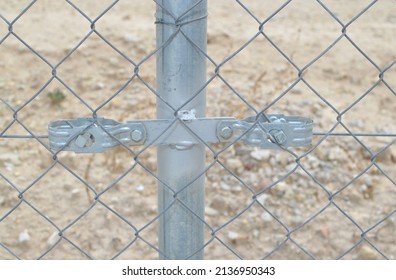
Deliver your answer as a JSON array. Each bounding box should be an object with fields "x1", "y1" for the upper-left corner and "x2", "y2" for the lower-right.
[{"x1": 0, "y1": 0, "x2": 395, "y2": 259}]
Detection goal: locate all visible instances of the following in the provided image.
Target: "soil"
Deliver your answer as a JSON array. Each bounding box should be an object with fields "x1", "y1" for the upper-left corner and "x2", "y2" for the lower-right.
[{"x1": 0, "y1": 0, "x2": 395, "y2": 259}]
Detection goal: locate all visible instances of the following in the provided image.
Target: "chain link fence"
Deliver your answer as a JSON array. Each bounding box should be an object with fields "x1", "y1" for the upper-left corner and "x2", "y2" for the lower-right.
[{"x1": 0, "y1": 0, "x2": 395, "y2": 259}]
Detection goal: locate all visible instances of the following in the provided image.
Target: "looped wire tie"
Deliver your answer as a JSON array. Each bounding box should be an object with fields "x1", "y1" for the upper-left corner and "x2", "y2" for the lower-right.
[{"x1": 155, "y1": 14, "x2": 207, "y2": 28}]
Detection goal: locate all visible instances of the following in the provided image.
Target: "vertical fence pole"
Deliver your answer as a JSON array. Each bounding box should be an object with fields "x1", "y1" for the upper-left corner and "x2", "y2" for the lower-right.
[{"x1": 156, "y1": 0, "x2": 207, "y2": 259}]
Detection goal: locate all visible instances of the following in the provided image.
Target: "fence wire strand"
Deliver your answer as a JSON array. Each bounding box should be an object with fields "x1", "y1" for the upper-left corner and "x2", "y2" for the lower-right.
[{"x1": 0, "y1": 0, "x2": 395, "y2": 259}]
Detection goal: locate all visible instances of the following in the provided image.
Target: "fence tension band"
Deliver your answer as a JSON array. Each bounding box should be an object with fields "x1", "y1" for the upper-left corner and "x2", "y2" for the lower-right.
[{"x1": 48, "y1": 114, "x2": 313, "y2": 153}]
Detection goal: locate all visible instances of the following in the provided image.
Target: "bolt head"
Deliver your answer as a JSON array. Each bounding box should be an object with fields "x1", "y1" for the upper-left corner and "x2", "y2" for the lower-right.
[
  {"x1": 131, "y1": 129, "x2": 143, "y2": 142},
  {"x1": 270, "y1": 129, "x2": 287, "y2": 145},
  {"x1": 75, "y1": 132, "x2": 94, "y2": 148},
  {"x1": 220, "y1": 126, "x2": 233, "y2": 139}
]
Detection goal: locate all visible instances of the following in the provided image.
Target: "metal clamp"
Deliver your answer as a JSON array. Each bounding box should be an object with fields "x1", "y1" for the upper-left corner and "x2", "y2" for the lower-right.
[
  {"x1": 48, "y1": 114, "x2": 313, "y2": 153},
  {"x1": 48, "y1": 118, "x2": 146, "y2": 153},
  {"x1": 217, "y1": 114, "x2": 313, "y2": 149}
]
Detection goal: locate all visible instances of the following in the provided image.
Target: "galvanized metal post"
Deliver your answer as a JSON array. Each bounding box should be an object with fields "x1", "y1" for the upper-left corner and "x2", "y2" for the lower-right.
[{"x1": 156, "y1": 0, "x2": 207, "y2": 259}]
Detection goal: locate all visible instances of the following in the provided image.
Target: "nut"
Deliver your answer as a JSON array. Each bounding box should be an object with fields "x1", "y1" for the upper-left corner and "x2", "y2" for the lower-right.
[
  {"x1": 220, "y1": 126, "x2": 233, "y2": 139},
  {"x1": 75, "y1": 132, "x2": 94, "y2": 148},
  {"x1": 270, "y1": 129, "x2": 287, "y2": 145},
  {"x1": 131, "y1": 129, "x2": 143, "y2": 142}
]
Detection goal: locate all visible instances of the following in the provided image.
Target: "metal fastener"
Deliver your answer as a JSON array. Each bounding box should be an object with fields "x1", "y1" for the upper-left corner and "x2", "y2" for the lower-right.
[
  {"x1": 49, "y1": 115, "x2": 312, "y2": 153},
  {"x1": 131, "y1": 129, "x2": 143, "y2": 142},
  {"x1": 269, "y1": 116, "x2": 286, "y2": 123},
  {"x1": 270, "y1": 129, "x2": 287, "y2": 145},
  {"x1": 220, "y1": 126, "x2": 233, "y2": 139},
  {"x1": 75, "y1": 132, "x2": 94, "y2": 148}
]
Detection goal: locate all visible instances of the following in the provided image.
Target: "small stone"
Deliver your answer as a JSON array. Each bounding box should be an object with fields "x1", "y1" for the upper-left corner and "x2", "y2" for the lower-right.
[
  {"x1": 286, "y1": 163, "x2": 296, "y2": 172},
  {"x1": 122, "y1": 14, "x2": 131, "y2": 21},
  {"x1": 327, "y1": 146, "x2": 345, "y2": 161},
  {"x1": 123, "y1": 34, "x2": 142, "y2": 44},
  {"x1": 359, "y1": 184, "x2": 368, "y2": 194},
  {"x1": 243, "y1": 161, "x2": 255, "y2": 171},
  {"x1": 391, "y1": 148, "x2": 396, "y2": 163},
  {"x1": 0, "y1": 153, "x2": 21, "y2": 165},
  {"x1": 275, "y1": 64, "x2": 287, "y2": 74},
  {"x1": 136, "y1": 185, "x2": 145, "y2": 192},
  {"x1": 261, "y1": 212, "x2": 272, "y2": 222},
  {"x1": 274, "y1": 182, "x2": 288, "y2": 196},
  {"x1": 295, "y1": 193, "x2": 305, "y2": 203},
  {"x1": 227, "y1": 231, "x2": 239, "y2": 241},
  {"x1": 292, "y1": 214, "x2": 303, "y2": 224},
  {"x1": 311, "y1": 103, "x2": 324, "y2": 114},
  {"x1": 232, "y1": 186, "x2": 242, "y2": 192},
  {"x1": 71, "y1": 189, "x2": 80, "y2": 195},
  {"x1": 220, "y1": 181, "x2": 231, "y2": 191},
  {"x1": 205, "y1": 206, "x2": 219, "y2": 216},
  {"x1": 210, "y1": 194, "x2": 228, "y2": 213},
  {"x1": 111, "y1": 237, "x2": 123, "y2": 251},
  {"x1": 307, "y1": 156, "x2": 320, "y2": 168},
  {"x1": 19, "y1": 230, "x2": 30, "y2": 243},
  {"x1": 47, "y1": 232, "x2": 59, "y2": 247},
  {"x1": 5, "y1": 162, "x2": 14, "y2": 172},
  {"x1": 319, "y1": 224, "x2": 330, "y2": 238},
  {"x1": 17, "y1": 45, "x2": 26, "y2": 53},
  {"x1": 348, "y1": 119, "x2": 364, "y2": 129},
  {"x1": 288, "y1": 200, "x2": 298, "y2": 209},
  {"x1": 275, "y1": 153, "x2": 289, "y2": 165},
  {"x1": 255, "y1": 177, "x2": 271, "y2": 191},
  {"x1": 63, "y1": 183, "x2": 73, "y2": 191},
  {"x1": 256, "y1": 193, "x2": 270, "y2": 205},
  {"x1": 226, "y1": 158, "x2": 243, "y2": 171},
  {"x1": 94, "y1": 82, "x2": 105, "y2": 90},
  {"x1": 109, "y1": 58, "x2": 118, "y2": 66},
  {"x1": 290, "y1": 88, "x2": 302, "y2": 95},
  {"x1": 105, "y1": 212, "x2": 113, "y2": 221},
  {"x1": 250, "y1": 149, "x2": 271, "y2": 161},
  {"x1": 358, "y1": 245, "x2": 379, "y2": 260}
]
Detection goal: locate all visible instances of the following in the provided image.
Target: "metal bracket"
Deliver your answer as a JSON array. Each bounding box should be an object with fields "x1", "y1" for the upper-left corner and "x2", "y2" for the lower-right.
[
  {"x1": 217, "y1": 115, "x2": 313, "y2": 149},
  {"x1": 48, "y1": 114, "x2": 313, "y2": 153}
]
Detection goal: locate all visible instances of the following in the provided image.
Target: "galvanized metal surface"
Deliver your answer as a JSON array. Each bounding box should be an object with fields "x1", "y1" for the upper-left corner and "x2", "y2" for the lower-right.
[
  {"x1": 48, "y1": 115, "x2": 312, "y2": 153},
  {"x1": 0, "y1": 0, "x2": 395, "y2": 260},
  {"x1": 156, "y1": 0, "x2": 208, "y2": 259}
]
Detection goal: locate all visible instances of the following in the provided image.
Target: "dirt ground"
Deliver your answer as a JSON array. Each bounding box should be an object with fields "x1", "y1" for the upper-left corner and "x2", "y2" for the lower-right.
[{"x1": 0, "y1": 0, "x2": 395, "y2": 259}]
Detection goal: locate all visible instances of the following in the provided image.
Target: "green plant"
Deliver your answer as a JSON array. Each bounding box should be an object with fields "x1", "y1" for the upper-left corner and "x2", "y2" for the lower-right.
[{"x1": 47, "y1": 88, "x2": 66, "y2": 105}]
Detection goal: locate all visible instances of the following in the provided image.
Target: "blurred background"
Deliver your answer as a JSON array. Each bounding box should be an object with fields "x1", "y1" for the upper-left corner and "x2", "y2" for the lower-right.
[{"x1": 0, "y1": 0, "x2": 395, "y2": 259}]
